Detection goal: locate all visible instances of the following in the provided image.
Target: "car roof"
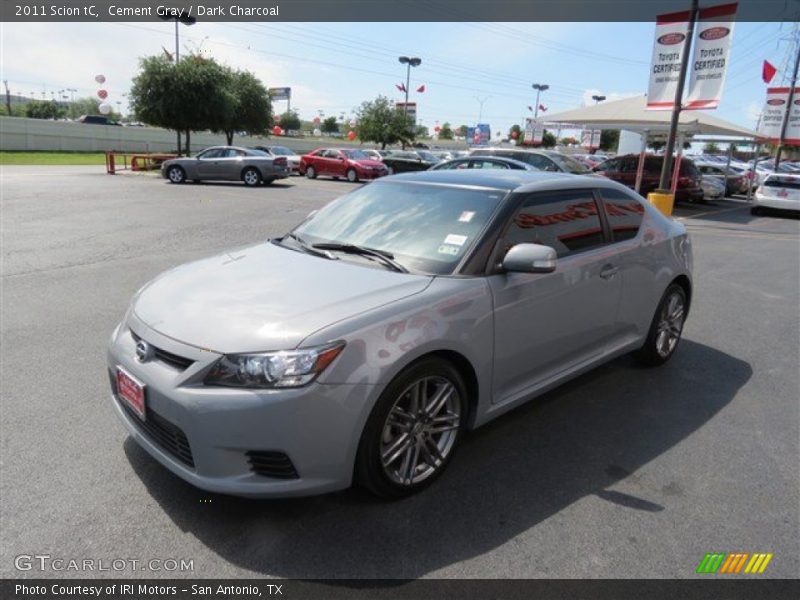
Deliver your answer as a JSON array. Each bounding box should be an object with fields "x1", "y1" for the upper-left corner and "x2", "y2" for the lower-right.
[{"x1": 382, "y1": 168, "x2": 617, "y2": 193}]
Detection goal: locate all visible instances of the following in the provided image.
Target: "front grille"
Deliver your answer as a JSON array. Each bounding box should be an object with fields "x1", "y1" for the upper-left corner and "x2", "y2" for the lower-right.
[
  {"x1": 111, "y1": 372, "x2": 195, "y2": 468},
  {"x1": 246, "y1": 450, "x2": 299, "y2": 479},
  {"x1": 130, "y1": 331, "x2": 194, "y2": 371}
]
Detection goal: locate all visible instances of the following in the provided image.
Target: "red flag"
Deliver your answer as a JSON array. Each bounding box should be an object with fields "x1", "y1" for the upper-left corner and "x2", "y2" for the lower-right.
[
  {"x1": 539, "y1": 104, "x2": 547, "y2": 112},
  {"x1": 527, "y1": 105, "x2": 533, "y2": 112},
  {"x1": 396, "y1": 83, "x2": 406, "y2": 92},
  {"x1": 762, "y1": 60, "x2": 777, "y2": 84},
  {"x1": 416, "y1": 85, "x2": 425, "y2": 93}
]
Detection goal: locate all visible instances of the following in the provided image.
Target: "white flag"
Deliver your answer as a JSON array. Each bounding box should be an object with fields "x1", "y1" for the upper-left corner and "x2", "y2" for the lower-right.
[
  {"x1": 647, "y1": 10, "x2": 691, "y2": 110},
  {"x1": 685, "y1": 3, "x2": 738, "y2": 110}
]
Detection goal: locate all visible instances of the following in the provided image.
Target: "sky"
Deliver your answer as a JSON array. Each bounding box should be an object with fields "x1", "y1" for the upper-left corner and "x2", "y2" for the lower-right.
[{"x1": 0, "y1": 20, "x2": 795, "y2": 138}]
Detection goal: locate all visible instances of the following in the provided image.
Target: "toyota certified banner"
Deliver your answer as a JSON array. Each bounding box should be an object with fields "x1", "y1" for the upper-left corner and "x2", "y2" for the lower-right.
[
  {"x1": 684, "y1": 3, "x2": 738, "y2": 110},
  {"x1": 581, "y1": 129, "x2": 603, "y2": 149},
  {"x1": 758, "y1": 87, "x2": 800, "y2": 145},
  {"x1": 646, "y1": 9, "x2": 690, "y2": 110}
]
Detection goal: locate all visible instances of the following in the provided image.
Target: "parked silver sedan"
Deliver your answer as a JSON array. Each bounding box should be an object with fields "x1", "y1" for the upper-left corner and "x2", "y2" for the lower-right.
[
  {"x1": 108, "y1": 170, "x2": 693, "y2": 499},
  {"x1": 161, "y1": 146, "x2": 290, "y2": 186}
]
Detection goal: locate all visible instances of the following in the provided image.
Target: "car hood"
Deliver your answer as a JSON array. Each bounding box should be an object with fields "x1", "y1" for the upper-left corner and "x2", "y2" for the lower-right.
[{"x1": 132, "y1": 242, "x2": 433, "y2": 353}]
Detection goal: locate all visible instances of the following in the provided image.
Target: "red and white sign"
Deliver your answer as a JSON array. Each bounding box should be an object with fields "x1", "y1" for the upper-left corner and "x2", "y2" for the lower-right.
[
  {"x1": 524, "y1": 118, "x2": 544, "y2": 144},
  {"x1": 116, "y1": 367, "x2": 145, "y2": 420},
  {"x1": 758, "y1": 87, "x2": 800, "y2": 145},
  {"x1": 647, "y1": 10, "x2": 691, "y2": 110},
  {"x1": 684, "y1": 3, "x2": 737, "y2": 110},
  {"x1": 581, "y1": 129, "x2": 602, "y2": 149}
]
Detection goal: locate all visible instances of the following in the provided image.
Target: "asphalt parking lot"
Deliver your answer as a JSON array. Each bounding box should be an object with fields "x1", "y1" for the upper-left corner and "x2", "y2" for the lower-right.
[{"x1": 1, "y1": 165, "x2": 798, "y2": 579}]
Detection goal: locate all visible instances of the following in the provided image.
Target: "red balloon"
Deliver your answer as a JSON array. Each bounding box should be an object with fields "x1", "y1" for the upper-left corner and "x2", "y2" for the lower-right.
[
  {"x1": 434, "y1": 125, "x2": 441, "y2": 132},
  {"x1": 313, "y1": 116, "x2": 321, "y2": 124},
  {"x1": 97, "y1": 89, "x2": 108, "y2": 100},
  {"x1": 347, "y1": 130, "x2": 356, "y2": 141},
  {"x1": 511, "y1": 131, "x2": 519, "y2": 139},
  {"x1": 272, "y1": 125, "x2": 283, "y2": 135}
]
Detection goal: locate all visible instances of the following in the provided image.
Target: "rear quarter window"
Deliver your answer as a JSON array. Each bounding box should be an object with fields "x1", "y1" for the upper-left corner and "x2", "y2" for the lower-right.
[{"x1": 599, "y1": 188, "x2": 645, "y2": 242}]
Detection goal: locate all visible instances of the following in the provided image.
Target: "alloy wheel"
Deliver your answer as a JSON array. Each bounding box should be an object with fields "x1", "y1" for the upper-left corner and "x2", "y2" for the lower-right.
[
  {"x1": 168, "y1": 167, "x2": 184, "y2": 183},
  {"x1": 243, "y1": 169, "x2": 260, "y2": 186},
  {"x1": 655, "y1": 291, "x2": 685, "y2": 358},
  {"x1": 380, "y1": 376, "x2": 461, "y2": 486}
]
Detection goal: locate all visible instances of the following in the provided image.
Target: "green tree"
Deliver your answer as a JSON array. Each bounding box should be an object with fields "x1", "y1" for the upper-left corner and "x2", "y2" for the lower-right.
[
  {"x1": 599, "y1": 129, "x2": 620, "y2": 152},
  {"x1": 321, "y1": 115, "x2": 339, "y2": 134},
  {"x1": 415, "y1": 124, "x2": 429, "y2": 138},
  {"x1": 214, "y1": 68, "x2": 272, "y2": 145},
  {"x1": 66, "y1": 97, "x2": 101, "y2": 120},
  {"x1": 277, "y1": 110, "x2": 301, "y2": 131},
  {"x1": 508, "y1": 124, "x2": 522, "y2": 142},
  {"x1": 438, "y1": 122, "x2": 454, "y2": 140},
  {"x1": 355, "y1": 95, "x2": 415, "y2": 149},
  {"x1": 541, "y1": 130, "x2": 557, "y2": 148},
  {"x1": 456, "y1": 124, "x2": 468, "y2": 137},
  {"x1": 560, "y1": 136, "x2": 579, "y2": 146},
  {"x1": 703, "y1": 142, "x2": 721, "y2": 154},
  {"x1": 24, "y1": 100, "x2": 65, "y2": 120}
]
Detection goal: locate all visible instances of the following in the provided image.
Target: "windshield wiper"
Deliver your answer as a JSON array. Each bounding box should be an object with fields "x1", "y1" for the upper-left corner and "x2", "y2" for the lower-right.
[
  {"x1": 312, "y1": 242, "x2": 409, "y2": 273},
  {"x1": 282, "y1": 233, "x2": 337, "y2": 260}
]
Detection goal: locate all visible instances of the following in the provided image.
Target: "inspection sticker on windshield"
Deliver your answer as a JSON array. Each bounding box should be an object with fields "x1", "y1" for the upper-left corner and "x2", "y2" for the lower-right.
[
  {"x1": 443, "y1": 234, "x2": 467, "y2": 246},
  {"x1": 458, "y1": 211, "x2": 476, "y2": 223},
  {"x1": 437, "y1": 245, "x2": 460, "y2": 256}
]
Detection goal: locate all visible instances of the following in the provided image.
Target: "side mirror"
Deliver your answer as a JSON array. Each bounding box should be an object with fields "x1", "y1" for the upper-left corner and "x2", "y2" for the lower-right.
[{"x1": 502, "y1": 243, "x2": 557, "y2": 274}]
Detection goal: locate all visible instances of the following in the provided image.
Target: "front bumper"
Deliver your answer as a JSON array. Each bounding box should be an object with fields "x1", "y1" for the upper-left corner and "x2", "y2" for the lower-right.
[
  {"x1": 107, "y1": 318, "x2": 375, "y2": 498},
  {"x1": 358, "y1": 168, "x2": 388, "y2": 180}
]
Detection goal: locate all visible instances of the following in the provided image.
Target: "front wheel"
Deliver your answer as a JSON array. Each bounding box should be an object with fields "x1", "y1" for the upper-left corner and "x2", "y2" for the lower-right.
[
  {"x1": 634, "y1": 283, "x2": 687, "y2": 366},
  {"x1": 346, "y1": 168, "x2": 359, "y2": 183},
  {"x1": 355, "y1": 357, "x2": 466, "y2": 499},
  {"x1": 166, "y1": 166, "x2": 185, "y2": 184},
  {"x1": 242, "y1": 167, "x2": 262, "y2": 187},
  {"x1": 305, "y1": 165, "x2": 317, "y2": 179}
]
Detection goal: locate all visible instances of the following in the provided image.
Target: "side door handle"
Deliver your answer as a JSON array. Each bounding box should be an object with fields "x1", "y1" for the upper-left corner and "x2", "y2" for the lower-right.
[{"x1": 599, "y1": 264, "x2": 619, "y2": 280}]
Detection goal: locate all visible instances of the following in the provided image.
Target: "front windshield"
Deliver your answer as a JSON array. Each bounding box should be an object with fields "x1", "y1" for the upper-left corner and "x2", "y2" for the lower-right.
[
  {"x1": 548, "y1": 153, "x2": 590, "y2": 174},
  {"x1": 417, "y1": 151, "x2": 439, "y2": 162},
  {"x1": 269, "y1": 146, "x2": 295, "y2": 156},
  {"x1": 342, "y1": 149, "x2": 369, "y2": 160},
  {"x1": 292, "y1": 181, "x2": 505, "y2": 274}
]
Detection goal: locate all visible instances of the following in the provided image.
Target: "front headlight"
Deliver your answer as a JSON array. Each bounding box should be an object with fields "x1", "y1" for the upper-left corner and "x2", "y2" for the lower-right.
[{"x1": 204, "y1": 342, "x2": 345, "y2": 389}]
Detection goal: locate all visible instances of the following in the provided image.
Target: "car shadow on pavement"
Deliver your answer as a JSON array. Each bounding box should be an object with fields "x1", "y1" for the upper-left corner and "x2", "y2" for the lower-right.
[{"x1": 123, "y1": 339, "x2": 751, "y2": 579}]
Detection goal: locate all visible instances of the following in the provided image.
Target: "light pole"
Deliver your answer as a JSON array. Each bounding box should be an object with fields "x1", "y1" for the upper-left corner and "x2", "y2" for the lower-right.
[
  {"x1": 159, "y1": 10, "x2": 196, "y2": 155},
  {"x1": 398, "y1": 56, "x2": 421, "y2": 148},
  {"x1": 398, "y1": 56, "x2": 422, "y2": 116},
  {"x1": 590, "y1": 94, "x2": 606, "y2": 151},
  {"x1": 474, "y1": 96, "x2": 490, "y2": 123},
  {"x1": 532, "y1": 83, "x2": 549, "y2": 119}
]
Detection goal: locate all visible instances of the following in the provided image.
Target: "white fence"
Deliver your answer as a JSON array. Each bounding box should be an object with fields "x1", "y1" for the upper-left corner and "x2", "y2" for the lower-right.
[{"x1": 0, "y1": 117, "x2": 467, "y2": 154}]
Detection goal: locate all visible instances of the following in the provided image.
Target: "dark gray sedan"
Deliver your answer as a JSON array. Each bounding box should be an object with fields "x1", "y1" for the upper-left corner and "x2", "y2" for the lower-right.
[
  {"x1": 161, "y1": 146, "x2": 290, "y2": 186},
  {"x1": 431, "y1": 156, "x2": 537, "y2": 171}
]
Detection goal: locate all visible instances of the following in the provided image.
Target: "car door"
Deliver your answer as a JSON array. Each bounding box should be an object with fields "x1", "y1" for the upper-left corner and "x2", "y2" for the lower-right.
[
  {"x1": 330, "y1": 150, "x2": 349, "y2": 177},
  {"x1": 487, "y1": 189, "x2": 621, "y2": 404},
  {"x1": 216, "y1": 148, "x2": 245, "y2": 180},
  {"x1": 196, "y1": 149, "x2": 225, "y2": 178}
]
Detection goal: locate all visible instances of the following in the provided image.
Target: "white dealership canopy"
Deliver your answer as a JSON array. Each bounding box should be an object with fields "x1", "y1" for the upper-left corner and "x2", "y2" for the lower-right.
[{"x1": 543, "y1": 94, "x2": 759, "y2": 138}]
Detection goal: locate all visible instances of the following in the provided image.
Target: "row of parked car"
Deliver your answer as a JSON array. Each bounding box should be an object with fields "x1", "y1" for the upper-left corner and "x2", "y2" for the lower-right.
[{"x1": 159, "y1": 144, "x2": 798, "y2": 212}]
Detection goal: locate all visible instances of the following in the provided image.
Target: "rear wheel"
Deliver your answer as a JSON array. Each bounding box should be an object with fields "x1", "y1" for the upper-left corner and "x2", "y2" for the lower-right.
[
  {"x1": 355, "y1": 357, "x2": 466, "y2": 499},
  {"x1": 305, "y1": 165, "x2": 317, "y2": 179},
  {"x1": 242, "y1": 167, "x2": 262, "y2": 187},
  {"x1": 347, "y1": 168, "x2": 359, "y2": 183},
  {"x1": 167, "y1": 165, "x2": 185, "y2": 184},
  {"x1": 634, "y1": 284, "x2": 687, "y2": 366}
]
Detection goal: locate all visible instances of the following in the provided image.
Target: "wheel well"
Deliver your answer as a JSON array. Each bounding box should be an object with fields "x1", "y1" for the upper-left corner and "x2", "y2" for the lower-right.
[
  {"x1": 241, "y1": 165, "x2": 260, "y2": 177},
  {"x1": 671, "y1": 274, "x2": 692, "y2": 313},
  {"x1": 417, "y1": 350, "x2": 479, "y2": 430}
]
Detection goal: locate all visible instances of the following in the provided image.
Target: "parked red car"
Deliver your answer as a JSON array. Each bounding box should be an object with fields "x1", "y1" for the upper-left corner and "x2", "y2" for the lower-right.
[
  {"x1": 592, "y1": 154, "x2": 704, "y2": 202},
  {"x1": 300, "y1": 148, "x2": 388, "y2": 182}
]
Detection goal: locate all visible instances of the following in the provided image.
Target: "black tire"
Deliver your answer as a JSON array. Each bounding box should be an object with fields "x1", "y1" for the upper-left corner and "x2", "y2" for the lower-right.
[
  {"x1": 355, "y1": 357, "x2": 467, "y2": 499},
  {"x1": 386, "y1": 166, "x2": 395, "y2": 175},
  {"x1": 346, "y1": 168, "x2": 359, "y2": 183},
  {"x1": 166, "y1": 165, "x2": 186, "y2": 184},
  {"x1": 242, "y1": 167, "x2": 262, "y2": 187},
  {"x1": 750, "y1": 206, "x2": 762, "y2": 216},
  {"x1": 305, "y1": 165, "x2": 317, "y2": 179},
  {"x1": 262, "y1": 178, "x2": 275, "y2": 185},
  {"x1": 633, "y1": 283, "x2": 688, "y2": 367}
]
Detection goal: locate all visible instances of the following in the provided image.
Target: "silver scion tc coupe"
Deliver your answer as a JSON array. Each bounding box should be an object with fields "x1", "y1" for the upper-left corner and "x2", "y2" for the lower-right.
[{"x1": 108, "y1": 170, "x2": 693, "y2": 499}]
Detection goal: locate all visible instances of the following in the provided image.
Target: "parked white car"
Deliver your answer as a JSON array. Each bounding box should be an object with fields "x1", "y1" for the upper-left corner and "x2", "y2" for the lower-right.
[{"x1": 752, "y1": 173, "x2": 800, "y2": 215}]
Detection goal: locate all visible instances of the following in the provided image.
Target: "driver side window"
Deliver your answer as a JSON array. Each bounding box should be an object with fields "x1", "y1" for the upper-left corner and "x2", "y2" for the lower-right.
[{"x1": 503, "y1": 190, "x2": 607, "y2": 258}]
